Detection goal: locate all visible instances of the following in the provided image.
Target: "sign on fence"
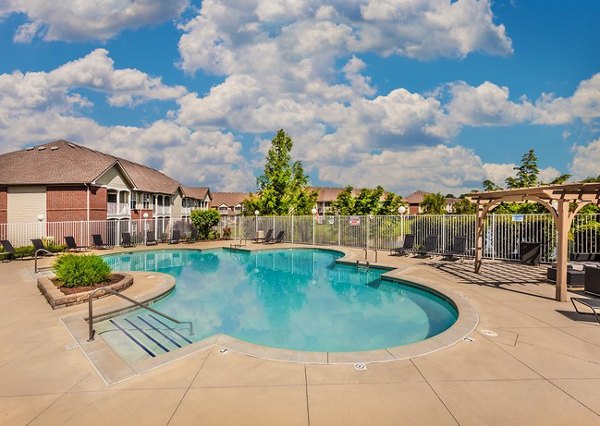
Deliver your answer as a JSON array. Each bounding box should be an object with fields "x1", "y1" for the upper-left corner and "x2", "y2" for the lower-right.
[
  {"x1": 511, "y1": 214, "x2": 524, "y2": 222},
  {"x1": 349, "y1": 216, "x2": 361, "y2": 226}
]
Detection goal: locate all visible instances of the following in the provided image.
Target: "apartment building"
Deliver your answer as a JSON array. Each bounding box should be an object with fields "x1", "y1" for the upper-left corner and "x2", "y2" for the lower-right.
[{"x1": 0, "y1": 140, "x2": 209, "y2": 226}]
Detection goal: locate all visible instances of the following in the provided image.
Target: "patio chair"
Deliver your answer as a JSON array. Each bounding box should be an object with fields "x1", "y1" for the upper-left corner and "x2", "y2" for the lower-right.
[
  {"x1": 146, "y1": 231, "x2": 158, "y2": 246},
  {"x1": 416, "y1": 235, "x2": 438, "y2": 258},
  {"x1": 442, "y1": 236, "x2": 468, "y2": 261},
  {"x1": 169, "y1": 229, "x2": 181, "y2": 244},
  {"x1": 584, "y1": 265, "x2": 600, "y2": 297},
  {"x1": 571, "y1": 297, "x2": 600, "y2": 325},
  {"x1": 0, "y1": 240, "x2": 16, "y2": 262},
  {"x1": 91, "y1": 234, "x2": 113, "y2": 249},
  {"x1": 265, "y1": 230, "x2": 285, "y2": 244},
  {"x1": 261, "y1": 229, "x2": 274, "y2": 244},
  {"x1": 390, "y1": 234, "x2": 415, "y2": 256},
  {"x1": 185, "y1": 227, "x2": 198, "y2": 243},
  {"x1": 121, "y1": 232, "x2": 135, "y2": 248},
  {"x1": 31, "y1": 238, "x2": 54, "y2": 257},
  {"x1": 64, "y1": 236, "x2": 89, "y2": 252}
]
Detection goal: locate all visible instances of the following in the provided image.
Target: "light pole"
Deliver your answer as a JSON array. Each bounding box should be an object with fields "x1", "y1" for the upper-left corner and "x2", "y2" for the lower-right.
[
  {"x1": 311, "y1": 207, "x2": 317, "y2": 245},
  {"x1": 398, "y1": 205, "x2": 407, "y2": 242},
  {"x1": 143, "y1": 212, "x2": 149, "y2": 245},
  {"x1": 254, "y1": 210, "x2": 259, "y2": 237}
]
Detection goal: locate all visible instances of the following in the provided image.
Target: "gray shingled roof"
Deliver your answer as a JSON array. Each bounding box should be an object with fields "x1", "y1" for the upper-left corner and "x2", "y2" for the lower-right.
[
  {"x1": 0, "y1": 140, "x2": 117, "y2": 185},
  {"x1": 182, "y1": 186, "x2": 211, "y2": 200},
  {"x1": 0, "y1": 140, "x2": 189, "y2": 195}
]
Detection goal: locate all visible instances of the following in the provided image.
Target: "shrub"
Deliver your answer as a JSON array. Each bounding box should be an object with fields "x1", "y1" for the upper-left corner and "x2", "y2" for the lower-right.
[
  {"x1": 190, "y1": 209, "x2": 221, "y2": 239},
  {"x1": 53, "y1": 254, "x2": 112, "y2": 287},
  {"x1": 15, "y1": 245, "x2": 34, "y2": 258},
  {"x1": 46, "y1": 243, "x2": 67, "y2": 253}
]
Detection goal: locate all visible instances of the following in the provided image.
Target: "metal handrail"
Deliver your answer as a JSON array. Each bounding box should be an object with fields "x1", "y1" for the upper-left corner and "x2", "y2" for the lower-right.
[
  {"x1": 34, "y1": 248, "x2": 53, "y2": 273},
  {"x1": 87, "y1": 287, "x2": 193, "y2": 342}
]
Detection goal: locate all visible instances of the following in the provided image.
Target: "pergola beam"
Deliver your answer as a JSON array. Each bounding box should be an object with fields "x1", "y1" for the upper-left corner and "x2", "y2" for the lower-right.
[{"x1": 468, "y1": 182, "x2": 600, "y2": 302}]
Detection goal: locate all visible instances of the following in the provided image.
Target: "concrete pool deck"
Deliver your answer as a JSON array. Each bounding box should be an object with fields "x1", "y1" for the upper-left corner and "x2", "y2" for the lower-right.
[{"x1": 1, "y1": 242, "x2": 600, "y2": 424}]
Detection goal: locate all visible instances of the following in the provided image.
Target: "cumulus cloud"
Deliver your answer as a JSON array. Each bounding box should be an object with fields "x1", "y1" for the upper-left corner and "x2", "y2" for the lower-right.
[
  {"x1": 4, "y1": 0, "x2": 189, "y2": 42},
  {"x1": 571, "y1": 138, "x2": 600, "y2": 180}
]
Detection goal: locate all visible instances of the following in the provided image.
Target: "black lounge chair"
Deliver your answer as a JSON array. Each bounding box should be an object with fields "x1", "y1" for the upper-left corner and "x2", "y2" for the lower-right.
[
  {"x1": 571, "y1": 297, "x2": 600, "y2": 324},
  {"x1": 146, "y1": 231, "x2": 158, "y2": 246},
  {"x1": 266, "y1": 230, "x2": 285, "y2": 244},
  {"x1": 121, "y1": 232, "x2": 135, "y2": 247},
  {"x1": 64, "y1": 236, "x2": 89, "y2": 252},
  {"x1": 584, "y1": 265, "x2": 600, "y2": 297},
  {"x1": 91, "y1": 234, "x2": 113, "y2": 249},
  {"x1": 0, "y1": 240, "x2": 16, "y2": 262},
  {"x1": 185, "y1": 227, "x2": 198, "y2": 243},
  {"x1": 169, "y1": 229, "x2": 181, "y2": 244},
  {"x1": 260, "y1": 229, "x2": 274, "y2": 243},
  {"x1": 390, "y1": 234, "x2": 415, "y2": 256},
  {"x1": 442, "y1": 236, "x2": 468, "y2": 261},
  {"x1": 31, "y1": 238, "x2": 54, "y2": 257},
  {"x1": 416, "y1": 235, "x2": 438, "y2": 258}
]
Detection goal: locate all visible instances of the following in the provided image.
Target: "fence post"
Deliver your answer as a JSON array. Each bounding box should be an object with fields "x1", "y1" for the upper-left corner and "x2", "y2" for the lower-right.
[
  {"x1": 338, "y1": 215, "x2": 341, "y2": 246},
  {"x1": 312, "y1": 214, "x2": 315, "y2": 245},
  {"x1": 442, "y1": 216, "x2": 446, "y2": 253},
  {"x1": 366, "y1": 215, "x2": 369, "y2": 250},
  {"x1": 491, "y1": 214, "x2": 496, "y2": 260},
  {"x1": 291, "y1": 215, "x2": 294, "y2": 244}
]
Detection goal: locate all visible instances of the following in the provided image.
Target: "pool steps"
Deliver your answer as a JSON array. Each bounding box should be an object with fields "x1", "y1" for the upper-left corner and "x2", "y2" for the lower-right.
[{"x1": 96, "y1": 314, "x2": 193, "y2": 360}]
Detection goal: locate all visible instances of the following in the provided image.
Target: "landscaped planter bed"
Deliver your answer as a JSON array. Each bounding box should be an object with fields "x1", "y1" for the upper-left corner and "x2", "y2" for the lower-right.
[{"x1": 38, "y1": 273, "x2": 133, "y2": 310}]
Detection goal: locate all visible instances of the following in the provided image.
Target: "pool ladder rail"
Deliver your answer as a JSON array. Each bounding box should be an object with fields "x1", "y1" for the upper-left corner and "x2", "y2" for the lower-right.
[
  {"x1": 87, "y1": 287, "x2": 193, "y2": 343},
  {"x1": 357, "y1": 248, "x2": 378, "y2": 270}
]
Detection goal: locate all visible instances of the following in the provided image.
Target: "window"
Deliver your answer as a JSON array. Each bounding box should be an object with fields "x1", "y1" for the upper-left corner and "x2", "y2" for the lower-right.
[
  {"x1": 107, "y1": 193, "x2": 117, "y2": 203},
  {"x1": 143, "y1": 193, "x2": 150, "y2": 209}
]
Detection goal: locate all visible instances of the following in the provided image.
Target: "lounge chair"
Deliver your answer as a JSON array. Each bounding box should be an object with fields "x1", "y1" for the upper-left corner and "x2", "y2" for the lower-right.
[
  {"x1": 571, "y1": 297, "x2": 600, "y2": 324},
  {"x1": 185, "y1": 227, "x2": 198, "y2": 243},
  {"x1": 121, "y1": 232, "x2": 135, "y2": 248},
  {"x1": 261, "y1": 229, "x2": 274, "y2": 244},
  {"x1": 390, "y1": 234, "x2": 415, "y2": 256},
  {"x1": 146, "y1": 231, "x2": 158, "y2": 246},
  {"x1": 265, "y1": 230, "x2": 285, "y2": 244},
  {"x1": 31, "y1": 239, "x2": 54, "y2": 257},
  {"x1": 64, "y1": 236, "x2": 89, "y2": 252},
  {"x1": 416, "y1": 235, "x2": 438, "y2": 258},
  {"x1": 169, "y1": 229, "x2": 181, "y2": 244},
  {"x1": 91, "y1": 234, "x2": 113, "y2": 249},
  {"x1": 0, "y1": 240, "x2": 16, "y2": 262},
  {"x1": 442, "y1": 236, "x2": 468, "y2": 261}
]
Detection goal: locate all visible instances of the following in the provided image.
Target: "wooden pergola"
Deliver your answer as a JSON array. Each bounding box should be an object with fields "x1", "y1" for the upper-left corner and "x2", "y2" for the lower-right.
[{"x1": 468, "y1": 183, "x2": 600, "y2": 301}]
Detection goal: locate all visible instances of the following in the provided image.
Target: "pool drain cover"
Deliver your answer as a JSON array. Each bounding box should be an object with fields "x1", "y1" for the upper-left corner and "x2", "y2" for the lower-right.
[
  {"x1": 480, "y1": 329, "x2": 498, "y2": 337},
  {"x1": 354, "y1": 363, "x2": 367, "y2": 371}
]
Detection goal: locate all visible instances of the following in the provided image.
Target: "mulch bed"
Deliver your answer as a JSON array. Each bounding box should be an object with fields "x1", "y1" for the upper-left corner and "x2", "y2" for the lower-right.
[{"x1": 52, "y1": 274, "x2": 125, "y2": 295}]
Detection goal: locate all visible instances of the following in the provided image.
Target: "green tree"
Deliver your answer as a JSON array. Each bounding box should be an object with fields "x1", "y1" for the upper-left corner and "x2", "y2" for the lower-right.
[
  {"x1": 190, "y1": 209, "x2": 221, "y2": 239},
  {"x1": 482, "y1": 179, "x2": 502, "y2": 191},
  {"x1": 505, "y1": 149, "x2": 539, "y2": 188},
  {"x1": 420, "y1": 193, "x2": 447, "y2": 215},
  {"x1": 549, "y1": 174, "x2": 572, "y2": 185},
  {"x1": 376, "y1": 192, "x2": 405, "y2": 215},
  {"x1": 452, "y1": 197, "x2": 476, "y2": 214},
  {"x1": 243, "y1": 129, "x2": 317, "y2": 215},
  {"x1": 354, "y1": 186, "x2": 384, "y2": 215},
  {"x1": 331, "y1": 186, "x2": 355, "y2": 215}
]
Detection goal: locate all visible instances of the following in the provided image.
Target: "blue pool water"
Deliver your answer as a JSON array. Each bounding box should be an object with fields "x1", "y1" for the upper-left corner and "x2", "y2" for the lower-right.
[{"x1": 103, "y1": 249, "x2": 458, "y2": 353}]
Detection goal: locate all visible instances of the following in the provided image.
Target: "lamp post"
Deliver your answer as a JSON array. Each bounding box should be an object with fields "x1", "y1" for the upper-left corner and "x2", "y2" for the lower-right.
[
  {"x1": 311, "y1": 207, "x2": 317, "y2": 245},
  {"x1": 398, "y1": 206, "x2": 407, "y2": 241},
  {"x1": 143, "y1": 212, "x2": 149, "y2": 245},
  {"x1": 254, "y1": 210, "x2": 259, "y2": 236}
]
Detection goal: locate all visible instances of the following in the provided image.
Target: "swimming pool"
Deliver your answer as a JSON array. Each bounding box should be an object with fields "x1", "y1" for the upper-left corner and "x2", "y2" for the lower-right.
[{"x1": 101, "y1": 248, "x2": 458, "y2": 355}]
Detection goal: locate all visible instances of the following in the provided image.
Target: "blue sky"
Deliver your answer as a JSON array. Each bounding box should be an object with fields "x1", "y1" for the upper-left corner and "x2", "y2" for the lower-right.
[{"x1": 0, "y1": 0, "x2": 599, "y2": 195}]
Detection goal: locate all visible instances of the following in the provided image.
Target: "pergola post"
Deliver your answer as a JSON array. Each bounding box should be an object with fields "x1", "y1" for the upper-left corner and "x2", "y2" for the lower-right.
[
  {"x1": 474, "y1": 202, "x2": 484, "y2": 273},
  {"x1": 555, "y1": 200, "x2": 570, "y2": 302}
]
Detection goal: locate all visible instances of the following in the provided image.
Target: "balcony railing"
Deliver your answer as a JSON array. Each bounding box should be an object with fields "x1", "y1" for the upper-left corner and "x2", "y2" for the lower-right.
[
  {"x1": 107, "y1": 202, "x2": 131, "y2": 217},
  {"x1": 155, "y1": 205, "x2": 171, "y2": 215},
  {"x1": 182, "y1": 207, "x2": 191, "y2": 216}
]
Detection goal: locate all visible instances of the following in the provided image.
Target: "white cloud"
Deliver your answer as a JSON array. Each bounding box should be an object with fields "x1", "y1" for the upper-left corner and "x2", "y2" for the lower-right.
[
  {"x1": 4, "y1": 0, "x2": 189, "y2": 42},
  {"x1": 571, "y1": 138, "x2": 600, "y2": 179}
]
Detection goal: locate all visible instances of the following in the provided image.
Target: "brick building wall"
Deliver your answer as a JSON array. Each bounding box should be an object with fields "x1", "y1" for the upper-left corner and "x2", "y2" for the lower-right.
[
  {"x1": 46, "y1": 186, "x2": 107, "y2": 222},
  {"x1": 0, "y1": 187, "x2": 6, "y2": 224},
  {"x1": 131, "y1": 209, "x2": 153, "y2": 219}
]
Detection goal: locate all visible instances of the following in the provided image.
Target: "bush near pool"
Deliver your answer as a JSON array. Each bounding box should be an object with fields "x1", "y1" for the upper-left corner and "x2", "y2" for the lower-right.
[{"x1": 53, "y1": 254, "x2": 112, "y2": 287}]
